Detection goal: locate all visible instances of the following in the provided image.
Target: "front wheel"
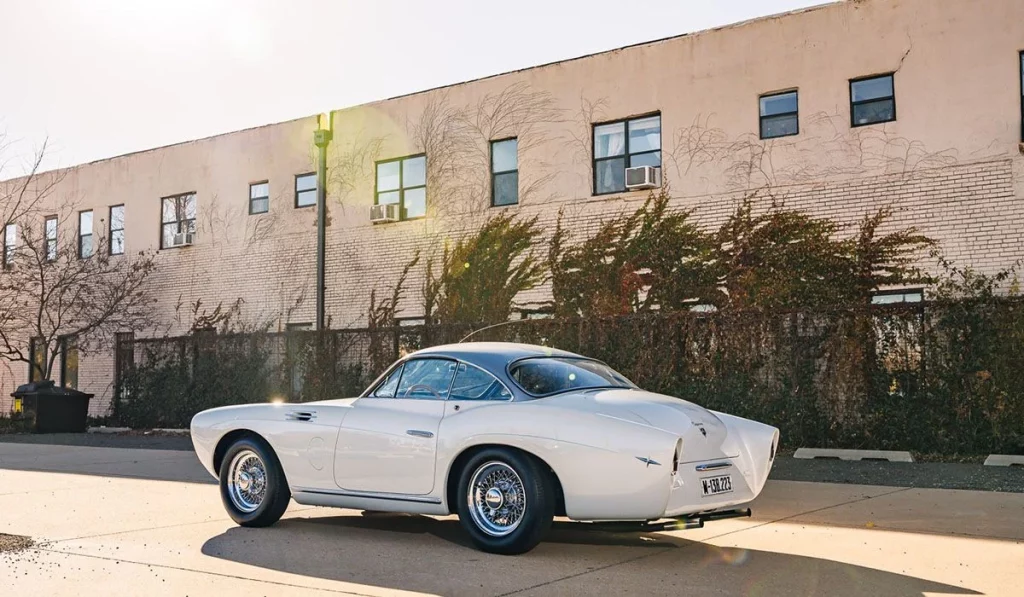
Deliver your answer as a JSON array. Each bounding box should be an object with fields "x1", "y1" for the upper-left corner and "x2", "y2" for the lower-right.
[
  {"x1": 218, "y1": 436, "x2": 290, "y2": 527},
  {"x1": 456, "y1": 448, "x2": 555, "y2": 555}
]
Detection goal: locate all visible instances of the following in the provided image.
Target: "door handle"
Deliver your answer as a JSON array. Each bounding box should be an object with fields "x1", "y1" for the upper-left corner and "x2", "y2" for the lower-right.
[{"x1": 406, "y1": 429, "x2": 434, "y2": 439}]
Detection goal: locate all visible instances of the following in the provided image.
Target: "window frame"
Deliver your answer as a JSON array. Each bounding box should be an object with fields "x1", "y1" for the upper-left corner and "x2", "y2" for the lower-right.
[
  {"x1": 490, "y1": 137, "x2": 519, "y2": 207},
  {"x1": 294, "y1": 173, "x2": 317, "y2": 209},
  {"x1": 78, "y1": 210, "x2": 93, "y2": 259},
  {"x1": 249, "y1": 181, "x2": 270, "y2": 215},
  {"x1": 159, "y1": 192, "x2": 196, "y2": 250},
  {"x1": 28, "y1": 337, "x2": 46, "y2": 383},
  {"x1": 759, "y1": 90, "x2": 799, "y2": 140},
  {"x1": 108, "y1": 204, "x2": 125, "y2": 256},
  {"x1": 849, "y1": 73, "x2": 896, "y2": 128},
  {"x1": 44, "y1": 215, "x2": 58, "y2": 261},
  {"x1": 506, "y1": 355, "x2": 637, "y2": 398},
  {"x1": 59, "y1": 335, "x2": 79, "y2": 389},
  {"x1": 374, "y1": 154, "x2": 428, "y2": 221},
  {"x1": 591, "y1": 112, "x2": 662, "y2": 196},
  {"x1": 870, "y1": 288, "x2": 925, "y2": 305}
]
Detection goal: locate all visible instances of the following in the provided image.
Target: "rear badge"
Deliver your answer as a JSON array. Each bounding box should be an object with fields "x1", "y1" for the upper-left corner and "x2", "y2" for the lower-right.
[{"x1": 635, "y1": 456, "x2": 661, "y2": 467}]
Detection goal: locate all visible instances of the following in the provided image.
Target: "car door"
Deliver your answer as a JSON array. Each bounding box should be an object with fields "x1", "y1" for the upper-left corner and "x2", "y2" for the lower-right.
[{"x1": 333, "y1": 357, "x2": 455, "y2": 495}]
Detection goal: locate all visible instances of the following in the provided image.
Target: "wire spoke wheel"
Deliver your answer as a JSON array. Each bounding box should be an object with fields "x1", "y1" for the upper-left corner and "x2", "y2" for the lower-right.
[
  {"x1": 227, "y1": 449, "x2": 268, "y2": 513},
  {"x1": 467, "y1": 461, "x2": 527, "y2": 537}
]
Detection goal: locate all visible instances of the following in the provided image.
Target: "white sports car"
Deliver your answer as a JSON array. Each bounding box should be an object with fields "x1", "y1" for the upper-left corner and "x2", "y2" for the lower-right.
[{"x1": 190, "y1": 342, "x2": 779, "y2": 554}]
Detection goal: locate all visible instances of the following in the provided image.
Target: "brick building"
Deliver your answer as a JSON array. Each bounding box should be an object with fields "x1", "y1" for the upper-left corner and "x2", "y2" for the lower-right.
[{"x1": 2, "y1": 0, "x2": 1023, "y2": 415}]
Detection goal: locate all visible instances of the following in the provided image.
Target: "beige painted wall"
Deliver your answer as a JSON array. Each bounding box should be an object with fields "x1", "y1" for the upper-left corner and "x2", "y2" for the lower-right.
[{"x1": 2, "y1": 0, "x2": 1023, "y2": 415}]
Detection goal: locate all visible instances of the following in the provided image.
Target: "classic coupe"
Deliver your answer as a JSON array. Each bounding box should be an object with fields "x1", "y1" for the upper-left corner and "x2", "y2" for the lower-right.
[{"x1": 190, "y1": 342, "x2": 779, "y2": 554}]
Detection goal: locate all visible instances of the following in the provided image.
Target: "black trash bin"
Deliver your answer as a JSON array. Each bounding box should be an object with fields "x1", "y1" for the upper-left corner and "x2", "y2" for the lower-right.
[{"x1": 11, "y1": 380, "x2": 94, "y2": 433}]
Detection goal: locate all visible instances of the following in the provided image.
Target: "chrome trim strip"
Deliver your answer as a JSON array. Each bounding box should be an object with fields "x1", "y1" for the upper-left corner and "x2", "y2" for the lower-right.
[
  {"x1": 695, "y1": 461, "x2": 733, "y2": 472},
  {"x1": 293, "y1": 486, "x2": 442, "y2": 505}
]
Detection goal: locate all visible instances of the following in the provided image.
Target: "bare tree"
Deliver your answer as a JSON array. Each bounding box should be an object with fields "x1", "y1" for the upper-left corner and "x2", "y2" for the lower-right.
[{"x1": 0, "y1": 213, "x2": 158, "y2": 382}]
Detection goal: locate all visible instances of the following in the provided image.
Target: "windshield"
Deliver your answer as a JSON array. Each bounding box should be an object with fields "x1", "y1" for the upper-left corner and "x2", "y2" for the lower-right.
[{"x1": 508, "y1": 357, "x2": 635, "y2": 397}]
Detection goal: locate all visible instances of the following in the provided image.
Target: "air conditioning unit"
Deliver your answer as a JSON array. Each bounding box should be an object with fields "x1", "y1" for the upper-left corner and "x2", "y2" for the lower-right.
[
  {"x1": 370, "y1": 203, "x2": 400, "y2": 223},
  {"x1": 625, "y1": 166, "x2": 661, "y2": 190},
  {"x1": 169, "y1": 232, "x2": 194, "y2": 247}
]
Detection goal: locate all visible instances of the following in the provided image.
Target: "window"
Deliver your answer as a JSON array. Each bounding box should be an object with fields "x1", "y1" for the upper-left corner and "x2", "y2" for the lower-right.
[
  {"x1": 491, "y1": 138, "x2": 518, "y2": 206},
  {"x1": 114, "y1": 332, "x2": 134, "y2": 396},
  {"x1": 375, "y1": 155, "x2": 427, "y2": 220},
  {"x1": 109, "y1": 205, "x2": 124, "y2": 255},
  {"x1": 295, "y1": 173, "x2": 316, "y2": 208},
  {"x1": 29, "y1": 337, "x2": 45, "y2": 382},
  {"x1": 760, "y1": 91, "x2": 799, "y2": 139},
  {"x1": 593, "y1": 114, "x2": 661, "y2": 195},
  {"x1": 372, "y1": 365, "x2": 404, "y2": 398},
  {"x1": 60, "y1": 335, "x2": 79, "y2": 389},
  {"x1": 509, "y1": 357, "x2": 635, "y2": 397},
  {"x1": 45, "y1": 216, "x2": 57, "y2": 261},
  {"x1": 449, "y1": 363, "x2": 512, "y2": 401},
  {"x1": 850, "y1": 74, "x2": 896, "y2": 127},
  {"x1": 160, "y1": 193, "x2": 196, "y2": 249},
  {"x1": 3, "y1": 223, "x2": 15, "y2": 268},
  {"x1": 249, "y1": 181, "x2": 269, "y2": 214},
  {"x1": 1020, "y1": 51, "x2": 1023, "y2": 141},
  {"x1": 78, "y1": 211, "x2": 93, "y2": 258},
  {"x1": 871, "y1": 289, "x2": 924, "y2": 305},
  {"x1": 394, "y1": 358, "x2": 455, "y2": 399}
]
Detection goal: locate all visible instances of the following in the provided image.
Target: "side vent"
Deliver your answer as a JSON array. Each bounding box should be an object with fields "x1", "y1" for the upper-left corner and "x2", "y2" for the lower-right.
[{"x1": 285, "y1": 410, "x2": 317, "y2": 422}]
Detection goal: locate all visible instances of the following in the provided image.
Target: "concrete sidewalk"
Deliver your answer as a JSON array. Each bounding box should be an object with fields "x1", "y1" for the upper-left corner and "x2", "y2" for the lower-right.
[{"x1": 1, "y1": 444, "x2": 1023, "y2": 596}]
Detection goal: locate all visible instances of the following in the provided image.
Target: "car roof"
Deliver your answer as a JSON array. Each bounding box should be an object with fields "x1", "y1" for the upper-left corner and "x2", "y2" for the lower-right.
[{"x1": 411, "y1": 342, "x2": 581, "y2": 365}]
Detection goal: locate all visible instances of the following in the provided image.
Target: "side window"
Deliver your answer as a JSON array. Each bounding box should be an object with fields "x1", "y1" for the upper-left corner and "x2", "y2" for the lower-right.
[
  {"x1": 372, "y1": 365, "x2": 403, "y2": 398},
  {"x1": 450, "y1": 363, "x2": 512, "y2": 401},
  {"x1": 396, "y1": 358, "x2": 456, "y2": 399}
]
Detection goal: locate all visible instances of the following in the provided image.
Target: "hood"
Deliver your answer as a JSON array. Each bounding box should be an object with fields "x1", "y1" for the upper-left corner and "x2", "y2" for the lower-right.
[{"x1": 545, "y1": 389, "x2": 739, "y2": 463}]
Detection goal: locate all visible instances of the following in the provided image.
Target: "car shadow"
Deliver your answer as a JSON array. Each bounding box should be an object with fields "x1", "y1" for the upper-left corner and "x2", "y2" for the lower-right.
[{"x1": 201, "y1": 512, "x2": 981, "y2": 596}]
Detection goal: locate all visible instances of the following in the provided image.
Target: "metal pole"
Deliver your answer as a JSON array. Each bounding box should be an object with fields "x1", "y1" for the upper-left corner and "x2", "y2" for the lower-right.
[{"x1": 314, "y1": 118, "x2": 332, "y2": 331}]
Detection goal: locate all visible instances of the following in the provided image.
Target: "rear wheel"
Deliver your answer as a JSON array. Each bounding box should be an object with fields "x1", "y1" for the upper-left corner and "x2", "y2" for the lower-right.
[
  {"x1": 456, "y1": 447, "x2": 554, "y2": 555},
  {"x1": 218, "y1": 436, "x2": 290, "y2": 527}
]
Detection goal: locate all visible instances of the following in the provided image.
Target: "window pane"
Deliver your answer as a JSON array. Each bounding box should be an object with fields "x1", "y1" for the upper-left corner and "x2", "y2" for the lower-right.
[
  {"x1": 46, "y1": 239, "x2": 56, "y2": 261},
  {"x1": 110, "y1": 205, "x2": 124, "y2": 230},
  {"x1": 250, "y1": 182, "x2": 269, "y2": 199},
  {"x1": 80, "y1": 234, "x2": 93, "y2": 258},
  {"x1": 852, "y1": 76, "x2": 893, "y2": 102},
  {"x1": 4, "y1": 224, "x2": 15, "y2": 246},
  {"x1": 450, "y1": 363, "x2": 510, "y2": 400},
  {"x1": 594, "y1": 122, "x2": 625, "y2": 158},
  {"x1": 111, "y1": 230, "x2": 125, "y2": 255},
  {"x1": 373, "y1": 366, "x2": 403, "y2": 397},
  {"x1": 629, "y1": 151, "x2": 661, "y2": 168},
  {"x1": 79, "y1": 211, "x2": 92, "y2": 234},
  {"x1": 853, "y1": 99, "x2": 895, "y2": 125},
  {"x1": 162, "y1": 223, "x2": 177, "y2": 247},
  {"x1": 183, "y1": 195, "x2": 197, "y2": 220},
  {"x1": 250, "y1": 197, "x2": 269, "y2": 214},
  {"x1": 396, "y1": 358, "x2": 455, "y2": 399},
  {"x1": 376, "y1": 161, "x2": 400, "y2": 191},
  {"x1": 491, "y1": 139, "x2": 517, "y2": 173},
  {"x1": 760, "y1": 92, "x2": 798, "y2": 116},
  {"x1": 595, "y1": 157, "x2": 626, "y2": 194},
  {"x1": 404, "y1": 187, "x2": 426, "y2": 218},
  {"x1": 161, "y1": 199, "x2": 176, "y2": 223},
  {"x1": 403, "y1": 156, "x2": 426, "y2": 187},
  {"x1": 296, "y1": 189, "x2": 316, "y2": 207},
  {"x1": 377, "y1": 190, "x2": 400, "y2": 205},
  {"x1": 296, "y1": 174, "x2": 316, "y2": 192},
  {"x1": 761, "y1": 114, "x2": 799, "y2": 139},
  {"x1": 628, "y1": 116, "x2": 661, "y2": 153},
  {"x1": 493, "y1": 171, "x2": 518, "y2": 206},
  {"x1": 46, "y1": 217, "x2": 57, "y2": 239}
]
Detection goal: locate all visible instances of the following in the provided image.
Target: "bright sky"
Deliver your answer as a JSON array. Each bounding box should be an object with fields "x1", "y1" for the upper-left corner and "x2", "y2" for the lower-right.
[{"x1": 0, "y1": 0, "x2": 833, "y2": 176}]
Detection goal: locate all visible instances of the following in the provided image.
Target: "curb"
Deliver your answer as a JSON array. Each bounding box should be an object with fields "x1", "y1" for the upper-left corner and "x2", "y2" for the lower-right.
[
  {"x1": 86, "y1": 427, "x2": 131, "y2": 434},
  {"x1": 794, "y1": 448, "x2": 914, "y2": 463},
  {"x1": 983, "y1": 454, "x2": 1024, "y2": 467},
  {"x1": 86, "y1": 427, "x2": 189, "y2": 435}
]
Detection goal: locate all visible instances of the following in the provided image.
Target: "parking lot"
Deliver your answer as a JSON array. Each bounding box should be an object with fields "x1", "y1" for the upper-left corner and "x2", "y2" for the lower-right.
[{"x1": 1, "y1": 441, "x2": 1023, "y2": 596}]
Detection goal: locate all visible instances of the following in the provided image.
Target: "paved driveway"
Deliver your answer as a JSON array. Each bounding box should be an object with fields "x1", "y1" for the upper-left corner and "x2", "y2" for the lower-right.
[{"x1": 1, "y1": 442, "x2": 1022, "y2": 596}]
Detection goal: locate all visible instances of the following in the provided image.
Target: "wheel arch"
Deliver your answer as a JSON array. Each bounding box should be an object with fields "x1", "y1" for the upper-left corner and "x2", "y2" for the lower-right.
[
  {"x1": 445, "y1": 443, "x2": 566, "y2": 517},
  {"x1": 213, "y1": 428, "x2": 271, "y2": 475}
]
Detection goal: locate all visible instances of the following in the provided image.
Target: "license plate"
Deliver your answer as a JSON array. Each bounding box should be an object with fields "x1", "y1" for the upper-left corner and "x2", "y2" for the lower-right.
[{"x1": 700, "y1": 475, "x2": 733, "y2": 497}]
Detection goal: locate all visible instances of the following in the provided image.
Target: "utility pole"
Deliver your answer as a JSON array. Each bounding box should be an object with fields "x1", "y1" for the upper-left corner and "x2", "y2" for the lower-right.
[{"x1": 314, "y1": 112, "x2": 333, "y2": 331}]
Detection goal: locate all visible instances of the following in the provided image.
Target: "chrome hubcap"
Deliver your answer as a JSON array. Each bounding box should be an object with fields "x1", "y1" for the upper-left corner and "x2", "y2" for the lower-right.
[
  {"x1": 228, "y1": 449, "x2": 267, "y2": 513},
  {"x1": 467, "y1": 461, "x2": 526, "y2": 537}
]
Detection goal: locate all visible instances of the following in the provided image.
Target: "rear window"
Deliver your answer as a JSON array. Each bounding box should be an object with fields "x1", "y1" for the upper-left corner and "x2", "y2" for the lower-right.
[{"x1": 508, "y1": 357, "x2": 634, "y2": 397}]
